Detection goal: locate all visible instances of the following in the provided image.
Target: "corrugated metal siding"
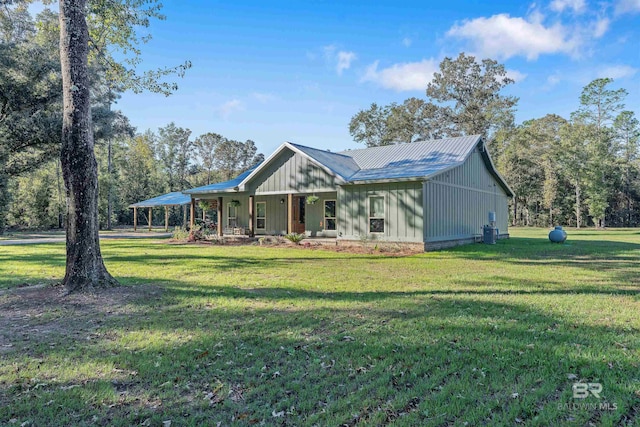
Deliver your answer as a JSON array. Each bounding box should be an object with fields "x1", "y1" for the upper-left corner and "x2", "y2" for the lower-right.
[
  {"x1": 431, "y1": 149, "x2": 499, "y2": 190},
  {"x1": 254, "y1": 195, "x2": 287, "y2": 235},
  {"x1": 249, "y1": 149, "x2": 337, "y2": 194},
  {"x1": 425, "y1": 149, "x2": 509, "y2": 242},
  {"x1": 338, "y1": 182, "x2": 423, "y2": 242}
]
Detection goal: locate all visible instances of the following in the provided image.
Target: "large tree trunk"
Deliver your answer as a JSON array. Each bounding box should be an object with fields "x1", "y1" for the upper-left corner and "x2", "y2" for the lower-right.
[{"x1": 59, "y1": 0, "x2": 117, "y2": 292}]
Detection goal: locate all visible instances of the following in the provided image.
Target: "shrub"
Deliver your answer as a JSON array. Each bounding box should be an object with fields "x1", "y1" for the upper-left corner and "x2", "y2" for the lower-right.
[
  {"x1": 187, "y1": 224, "x2": 206, "y2": 242},
  {"x1": 172, "y1": 226, "x2": 189, "y2": 240},
  {"x1": 284, "y1": 233, "x2": 305, "y2": 244}
]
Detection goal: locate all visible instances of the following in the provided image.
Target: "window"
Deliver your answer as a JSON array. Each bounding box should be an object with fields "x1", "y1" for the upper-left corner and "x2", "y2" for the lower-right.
[
  {"x1": 324, "y1": 200, "x2": 336, "y2": 231},
  {"x1": 227, "y1": 203, "x2": 237, "y2": 227},
  {"x1": 369, "y1": 196, "x2": 384, "y2": 233},
  {"x1": 256, "y1": 202, "x2": 266, "y2": 230}
]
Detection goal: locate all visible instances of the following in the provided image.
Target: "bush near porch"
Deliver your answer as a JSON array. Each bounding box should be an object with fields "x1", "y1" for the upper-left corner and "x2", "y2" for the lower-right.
[{"x1": 0, "y1": 228, "x2": 639, "y2": 426}]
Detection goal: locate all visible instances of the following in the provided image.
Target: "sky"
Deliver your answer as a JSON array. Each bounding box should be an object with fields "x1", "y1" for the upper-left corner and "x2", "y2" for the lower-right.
[{"x1": 34, "y1": 0, "x2": 640, "y2": 155}]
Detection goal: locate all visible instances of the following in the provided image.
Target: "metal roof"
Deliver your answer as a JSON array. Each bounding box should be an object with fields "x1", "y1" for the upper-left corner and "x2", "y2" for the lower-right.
[
  {"x1": 288, "y1": 143, "x2": 360, "y2": 181},
  {"x1": 340, "y1": 135, "x2": 482, "y2": 183},
  {"x1": 340, "y1": 135, "x2": 481, "y2": 170},
  {"x1": 129, "y1": 192, "x2": 191, "y2": 208},
  {"x1": 182, "y1": 163, "x2": 260, "y2": 195}
]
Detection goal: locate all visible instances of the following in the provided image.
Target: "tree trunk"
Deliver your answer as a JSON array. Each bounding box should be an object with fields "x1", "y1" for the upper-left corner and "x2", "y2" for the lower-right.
[
  {"x1": 107, "y1": 137, "x2": 113, "y2": 230},
  {"x1": 575, "y1": 180, "x2": 581, "y2": 229},
  {"x1": 59, "y1": 0, "x2": 117, "y2": 292}
]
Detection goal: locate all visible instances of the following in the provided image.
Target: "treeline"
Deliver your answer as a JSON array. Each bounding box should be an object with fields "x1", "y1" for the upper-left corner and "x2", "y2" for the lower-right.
[
  {"x1": 4, "y1": 124, "x2": 264, "y2": 230},
  {"x1": 0, "y1": 6, "x2": 262, "y2": 232},
  {"x1": 349, "y1": 54, "x2": 639, "y2": 228}
]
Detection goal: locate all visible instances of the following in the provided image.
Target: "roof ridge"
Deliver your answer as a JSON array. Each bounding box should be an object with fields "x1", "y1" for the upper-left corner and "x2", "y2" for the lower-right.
[
  {"x1": 338, "y1": 135, "x2": 481, "y2": 155},
  {"x1": 287, "y1": 141, "x2": 356, "y2": 160}
]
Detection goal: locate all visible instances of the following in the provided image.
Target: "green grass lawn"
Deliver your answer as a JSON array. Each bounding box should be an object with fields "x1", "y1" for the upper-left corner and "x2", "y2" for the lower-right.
[{"x1": 0, "y1": 228, "x2": 639, "y2": 426}]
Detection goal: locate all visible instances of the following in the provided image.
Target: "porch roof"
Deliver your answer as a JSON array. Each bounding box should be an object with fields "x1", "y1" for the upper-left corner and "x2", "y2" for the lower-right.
[
  {"x1": 182, "y1": 163, "x2": 260, "y2": 195},
  {"x1": 129, "y1": 192, "x2": 191, "y2": 208}
]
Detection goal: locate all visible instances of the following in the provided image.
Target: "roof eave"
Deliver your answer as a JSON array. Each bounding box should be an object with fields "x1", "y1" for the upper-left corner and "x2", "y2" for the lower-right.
[
  {"x1": 344, "y1": 175, "x2": 430, "y2": 185},
  {"x1": 478, "y1": 140, "x2": 515, "y2": 197}
]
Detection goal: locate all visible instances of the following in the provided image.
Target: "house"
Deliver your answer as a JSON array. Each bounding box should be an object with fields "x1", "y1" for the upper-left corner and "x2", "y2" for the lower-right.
[{"x1": 182, "y1": 135, "x2": 513, "y2": 250}]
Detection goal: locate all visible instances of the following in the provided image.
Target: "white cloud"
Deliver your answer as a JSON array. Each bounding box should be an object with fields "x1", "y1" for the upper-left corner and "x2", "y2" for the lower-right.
[
  {"x1": 402, "y1": 37, "x2": 412, "y2": 47},
  {"x1": 251, "y1": 92, "x2": 276, "y2": 104},
  {"x1": 361, "y1": 59, "x2": 439, "y2": 91},
  {"x1": 614, "y1": 0, "x2": 640, "y2": 15},
  {"x1": 323, "y1": 45, "x2": 357, "y2": 75},
  {"x1": 593, "y1": 18, "x2": 610, "y2": 38},
  {"x1": 547, "y1": 74, "x2": 561, "y2": 86},
  {"x1": 505, "y1": 69, "x2": 528, "y2": 82},
  {"x1": 550, "y1": 0, "x2": 586, "y2": 13},
  {"x1": 336, "y1": 51, "x2": 357, "y2": 75},
  {"x1": 446, "y1": 13, "x2": 580, "y2": 60},
  {"x1": 596, "y1": 64, "x2": 638, "y2": 79},
  {"x1": 218, "y1": 99, "x2": 243, "y2": 119}
]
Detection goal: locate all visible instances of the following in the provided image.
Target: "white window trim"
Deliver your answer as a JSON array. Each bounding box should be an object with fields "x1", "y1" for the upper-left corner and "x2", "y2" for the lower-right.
[
  {"x1": 368, "y1": 195, "x2": 385, "y2": 234},
  {"x1": 256, "y1": 201, "x2": 266, "y2": 230},
  {"x1": 227, "y1": 203, "x2": 237, "y2": 228},
  {"x1": 324, "y1": 199, "x2": 336, "y2": 231}
]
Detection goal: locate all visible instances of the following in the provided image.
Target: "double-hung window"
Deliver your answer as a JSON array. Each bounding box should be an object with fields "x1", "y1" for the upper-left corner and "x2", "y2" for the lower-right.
[
  {"x1": 256, "y1": 202, "x2": 266, "y2": 230},
  {"x1": 324, "y1": 200, "x2": 336, "y2": 231},
  {"x1": 368, "y1": 196, "x2": 384, "y2": 233},
  {"x1": 227, "y1": 203, "x2": 237, "y2": 228}
]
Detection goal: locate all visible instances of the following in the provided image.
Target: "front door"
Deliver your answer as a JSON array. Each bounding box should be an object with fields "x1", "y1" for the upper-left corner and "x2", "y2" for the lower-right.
[{"x1": 292, "y1": 196, "x2": 306, "y2": 234}]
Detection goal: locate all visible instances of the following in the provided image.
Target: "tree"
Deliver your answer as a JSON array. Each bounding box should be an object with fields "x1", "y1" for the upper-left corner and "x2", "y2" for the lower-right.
[
  {"x1": 426, "y1": 53, "x2": 518, "y2": 140},
  {"x1": 349, "y1": 53, "x2": 518, "y2": 147},
  {"x1": 119, "y1": 132, "x2": 164, "y2": 221},
  {"x1": 194, "y1": 132, "x2": 224, "y2": 184},
  {"x1": 348, "y1": 103, "x2": 392, "y2": 147},
  {"x1": 157, "y1": 122, "x2": 192, "y2": 191},
  {"x1": 558, "y1": 122, "x2": 593, "y2": 228},
  {"x1": 0, "y1": 6, "x2": 62, "y2": 231},
  {"x1": 58, "y1": 0, "x2": 117, "y2": 290},
  {"x1": 614, "y1": 111, "x2": 640, "y2": 226},
  {"x1": 214, "y1": 139, "x2": 263, "y2": 180},
  {"x1": 387, "y1": 98, "x2": 444, "y2": 144},
  {"x1": 56, "y1": 0, "x2": 190, "y2": 291},
  {"x1": 572, "y1": 78, "x2": 627, "y2": 228}
]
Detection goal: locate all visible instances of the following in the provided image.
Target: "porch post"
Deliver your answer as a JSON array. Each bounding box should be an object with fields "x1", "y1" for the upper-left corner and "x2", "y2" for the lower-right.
[
  {"x1": 133, "y1": 206, "x2": 137, "y2": 231},
  {"x1": 190, "y1": 197, "x2": 195, "y2": 230},
  {"x1": 148, "y1": 207, "x2": 152, "y2": 231},
  {"x1": 164, "y1": 206, "x2": 169, "y2": 231},
  {"x1": 248, "y1": 195, "x2": 254, "y2": 237},
  {"x1": 287, "y1": 193, "x2": 293, "y2": 234},
  {"x1": 217, "y1": 196, "x2": 223, "y2": 236}
]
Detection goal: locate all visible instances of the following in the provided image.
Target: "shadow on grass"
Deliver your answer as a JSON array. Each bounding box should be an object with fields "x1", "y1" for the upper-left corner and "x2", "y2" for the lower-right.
[{"x1": 1, "y1": 277, "x2": 638, "y2": 426}]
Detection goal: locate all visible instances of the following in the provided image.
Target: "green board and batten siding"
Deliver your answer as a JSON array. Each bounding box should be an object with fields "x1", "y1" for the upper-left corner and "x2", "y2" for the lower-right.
[
  {"x1": 247, "y1": 149, "x2": 338, "y2": 195},
  {"x1": 424, "y1": 148, "x2": 509, "y2": 242},
  {"x1": 338, "y1": 182, "x2": 424, "y2": 242},
  {"x1": 253, "y1": 195, "x2": 287, "y2": 235}
]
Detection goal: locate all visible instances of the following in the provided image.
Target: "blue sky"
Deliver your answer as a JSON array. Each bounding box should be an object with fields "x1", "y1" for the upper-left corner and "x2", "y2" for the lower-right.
[{"x1": 37, "y1": 0, "x2": 640, "y2": 155}]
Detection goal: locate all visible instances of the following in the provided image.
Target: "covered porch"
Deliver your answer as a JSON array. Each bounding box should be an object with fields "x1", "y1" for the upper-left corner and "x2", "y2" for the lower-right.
[{"x1": 188, "y1": 191, "x2": 338, "y2": 238}]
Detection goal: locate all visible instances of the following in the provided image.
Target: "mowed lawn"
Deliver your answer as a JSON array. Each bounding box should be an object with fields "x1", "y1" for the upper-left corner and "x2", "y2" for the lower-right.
[{"x1": 0, "y1": 229, "x2": 639, "y2": 426}]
